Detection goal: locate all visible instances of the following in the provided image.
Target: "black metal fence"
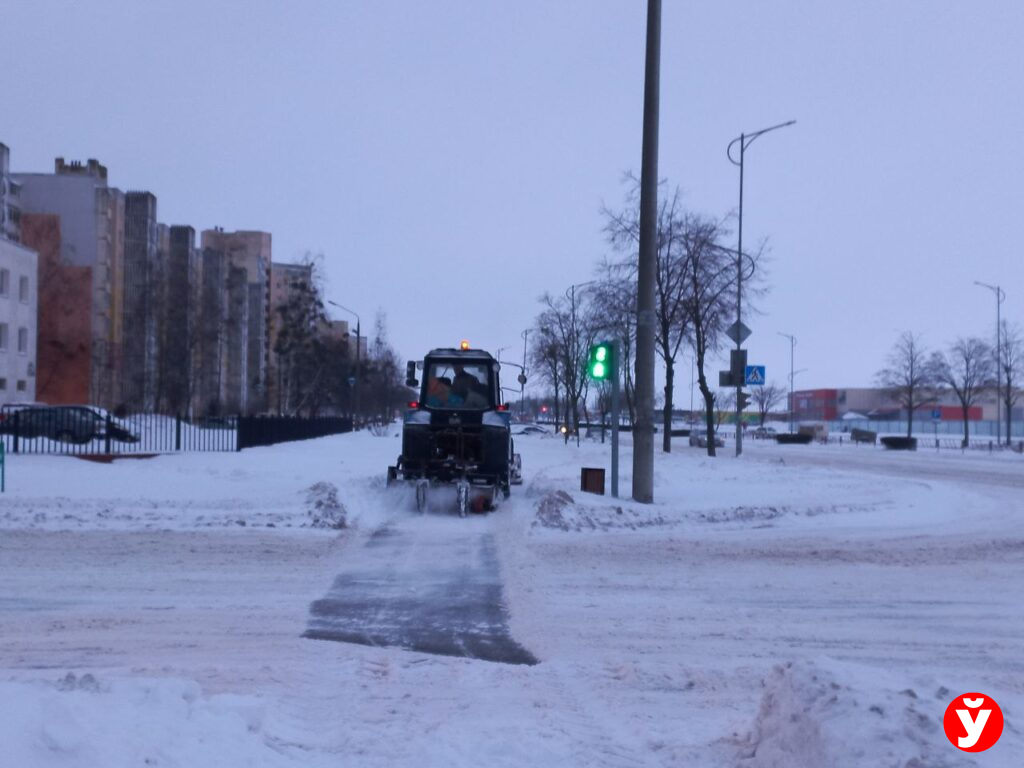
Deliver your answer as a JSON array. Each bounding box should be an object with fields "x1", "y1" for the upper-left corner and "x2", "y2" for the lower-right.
[
  {"x1": 237, "y1": 415, "x2": 353, "y2": 449},
  {"x1": 0, "y1": 407, "x2": 238, "y2": 455},
  {"x1": 0, "y1": 406, "x2": 353, "y2": 456}
]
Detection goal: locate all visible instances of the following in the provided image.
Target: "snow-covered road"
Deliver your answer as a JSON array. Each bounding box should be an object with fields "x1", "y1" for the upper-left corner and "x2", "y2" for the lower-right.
[{"x1": 0, "y1": 430, "x2": 1021, "y2": 766}]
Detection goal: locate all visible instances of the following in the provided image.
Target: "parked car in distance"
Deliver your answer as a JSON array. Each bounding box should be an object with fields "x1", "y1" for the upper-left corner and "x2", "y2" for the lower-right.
[
  {"x1": 512, "y1": 424, "x2": 548, "y2": 436},
  {"x1": 751, "y1": 426, "x2": 778, "y2": 439},
  {"x1": 65, "y1": 405, "x2": 141, "y2": 443},
  {"x1": 7, "y1": 406, "x2": 98, "y2": 444},
  {"x1": 3, "y1": 405, "x2": 140, "y2": 444},
  {"x1": 688, "y1": 428, "x2": 725, "y2": 448}
]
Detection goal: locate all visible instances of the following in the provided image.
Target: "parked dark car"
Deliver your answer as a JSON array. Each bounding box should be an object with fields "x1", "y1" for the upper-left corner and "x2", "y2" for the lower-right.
[
  {"x1": 3, "y1": 405, "x2": 140, "y2": 444},
  {"x1": 8, "y1": 406, "x2": 98, "y2": 444}
]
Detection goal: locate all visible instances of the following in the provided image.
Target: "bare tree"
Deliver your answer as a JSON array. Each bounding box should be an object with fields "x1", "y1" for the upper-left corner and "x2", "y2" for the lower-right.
[
  {"x1": 535, "y1": 290, "x2": 596, "y2": 439},
  {"x1": 876, "y1": 332, "x2": 938, "y2": 439},
  {"x1": 999, "y1": 321, "x2": 1022, "y2": 445},
  {"x1": 605, "y1": 181, "x2": 693, "y2": 451},
  {"x1": 684, "y1": 216, "x2": 739, "y2": 457},
  {"x1": 715, "y1": 389, "x2": 735, "y2": 430},
  {"x1": 590, "y1": 263, "x2": 637, "y2": 426},
  {"x1": 273, "y1": 259, "x2": 326, "y2": 416},
  {"x1": 752, "y1": 381, "x2": 786, "y2": 427},
  {"x1": 361, "y1": 311, "x2": 408, "y2": 425},
  {"x1": 931, "y1": 337, "x2": 994, "y2": 447}
]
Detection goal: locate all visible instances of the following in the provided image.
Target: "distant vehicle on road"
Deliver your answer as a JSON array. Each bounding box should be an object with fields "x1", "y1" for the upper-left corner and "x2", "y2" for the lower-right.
[
  {"x1": 751, "y1": 426, "x2": 778, "y2": 439},
  {"x1": 689, "y1": 428, "x2": 725, "y2": 448},
  {"x1": 512, "y1": 424, "x2": 548, "y2": 436}
]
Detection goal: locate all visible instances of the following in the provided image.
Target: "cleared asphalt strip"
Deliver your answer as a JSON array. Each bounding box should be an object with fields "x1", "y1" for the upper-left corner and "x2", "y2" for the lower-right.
[{"x1": 304, "y1": 524, "x2": 538, "y2": 666}]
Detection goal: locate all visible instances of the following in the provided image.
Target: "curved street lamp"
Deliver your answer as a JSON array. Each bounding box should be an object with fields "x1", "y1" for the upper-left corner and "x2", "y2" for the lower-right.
[
  {"x1": 728, "y1": 119, "x2": 796, "y2": 456},
  {"x1": 327, "y1": 300, "x2": 361, "y2": 426}
]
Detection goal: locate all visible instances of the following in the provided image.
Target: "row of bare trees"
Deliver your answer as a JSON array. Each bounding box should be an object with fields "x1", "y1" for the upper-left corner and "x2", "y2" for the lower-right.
[
  {"x1": 272, "y1": 258, "x2": 409, "y2": 422},
  {"x1": 528, "y1": 177, "x2": 766, "y2": 455},
  {"x1": 877, "y1": 326, "x2": 1023, "y2": 445}
]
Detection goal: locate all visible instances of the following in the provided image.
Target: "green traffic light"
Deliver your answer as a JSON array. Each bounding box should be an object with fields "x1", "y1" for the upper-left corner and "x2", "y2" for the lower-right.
[
  {"x1": 595, "y1": 346, "x2": 608, "y2": 362},
  {"x1": 593, "y1": 361, "x2": 606, "y2": 379}
]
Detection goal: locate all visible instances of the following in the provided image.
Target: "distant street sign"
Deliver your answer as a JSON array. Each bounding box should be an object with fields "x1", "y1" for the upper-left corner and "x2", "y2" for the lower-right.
[
  {"x1": 744, "y1": 366, "x2": 766, "y2": 386},
  {"x1": 725, "y1": 321, "x2": 752, "y2": 345},
  {"x1": 931, "y1": 408, "x2": 942, "y2": 420}
]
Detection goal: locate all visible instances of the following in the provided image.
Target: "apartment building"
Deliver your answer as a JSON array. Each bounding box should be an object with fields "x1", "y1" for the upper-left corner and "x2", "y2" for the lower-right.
[
  {"x1": 0, "y1": 142, "x2": 22, "y2": 242},
  {"x1": 0, "y1": 235, "x2": 38, "y2": 404},
  {"x1": 121, "y1": 191, "x2": 160, "y2": 410},
  {"x1": 15, "y1": 158, "x2": 125, "y2": 408},
  {"x1": 200, "y1": 229, "x2": 271, "y2": 414}
]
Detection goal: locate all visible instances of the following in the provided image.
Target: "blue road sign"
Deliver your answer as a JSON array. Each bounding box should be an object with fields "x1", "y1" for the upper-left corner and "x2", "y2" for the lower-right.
[
  {"x1": 931, "y1": 408, "x2": 942, "y2": 420},
  {"x1": 744, "y1": 365, "x2": 765, "y2": 386}
]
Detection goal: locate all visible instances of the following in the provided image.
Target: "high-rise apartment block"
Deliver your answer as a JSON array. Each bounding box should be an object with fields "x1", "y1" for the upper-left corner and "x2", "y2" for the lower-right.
[
  {"x1": 0, "y1": 143, "x2": 22, "y2": 242},
  {"x1": 15, "y1": 157, "x2": 125, "y2": 407},
  {"x1": 200, "y1": 229, "x2": 271, "y2": 414},
  {"x1": 7, "y1": 142, "x2": 276, "y2": 416}
]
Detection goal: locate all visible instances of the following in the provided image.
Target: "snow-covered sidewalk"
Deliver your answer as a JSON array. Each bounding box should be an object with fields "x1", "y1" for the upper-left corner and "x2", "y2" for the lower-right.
[{"x1": 0, "y1": 430, "x2": 1020, "y2": 766}]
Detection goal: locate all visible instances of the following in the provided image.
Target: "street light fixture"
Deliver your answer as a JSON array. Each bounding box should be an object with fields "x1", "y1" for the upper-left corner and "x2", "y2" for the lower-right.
[
  {"x1": 777, "y1": 331, "x2": 797, "y2": 433},
  {"x1": 327, "y1": 300, "x2": 361, "y2": 426},
  {"x1": 974, "y1": 280, "x2": 1005, "y2": 445},
  {"x1": 728, "y1": 119, "x2": 796, "y2": 457}
]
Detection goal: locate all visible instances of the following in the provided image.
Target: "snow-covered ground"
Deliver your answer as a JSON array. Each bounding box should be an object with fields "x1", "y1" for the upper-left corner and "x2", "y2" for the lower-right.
[{"x1": 0, "y1": 429, "x2": 1021, "y2": 766}]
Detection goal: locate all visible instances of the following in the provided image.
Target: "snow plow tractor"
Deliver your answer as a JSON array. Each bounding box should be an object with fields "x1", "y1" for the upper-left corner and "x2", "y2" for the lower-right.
[{"x1": 387, "y1": 343, "x2": 522, "y2": 516}]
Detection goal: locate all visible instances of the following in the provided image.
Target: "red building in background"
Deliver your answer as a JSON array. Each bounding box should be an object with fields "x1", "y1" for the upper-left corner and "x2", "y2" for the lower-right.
[{"x1": 20, "y1": 213, "x2": 92, "y2": 404}]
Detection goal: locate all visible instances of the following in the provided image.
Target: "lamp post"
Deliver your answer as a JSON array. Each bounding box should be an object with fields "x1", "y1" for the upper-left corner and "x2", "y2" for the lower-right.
[
  {"x1": 565, "y1": 281, "x2": 598, "y2": 447},
  {"x1": 327, "y1": 300, "x2": 361, "y2": 427},
  {"x1": 727, "y1": 119, "x2": 796, "y2": 457},
  {"x1": 974, "y1": 281, "x2": 1005, "y2": 445},
  {"x1": 778, "y1": 331, "x2": 796, "y2": 433},
  {"x1": 520, "y1": 329, "x2": 529, "y2": 420}
]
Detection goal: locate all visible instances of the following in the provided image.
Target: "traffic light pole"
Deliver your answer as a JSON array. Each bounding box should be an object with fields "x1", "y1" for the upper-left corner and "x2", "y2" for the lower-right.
[{"x1": 611, "y1": 339, "x2": 621, "y2": 498}]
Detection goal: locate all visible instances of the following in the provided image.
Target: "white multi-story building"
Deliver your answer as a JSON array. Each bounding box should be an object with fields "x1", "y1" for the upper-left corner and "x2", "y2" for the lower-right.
[
  {"x1": 0, "y1": 142, "x2": 22, "y2": 242},
  {"x1": 0, "y1": 236, "x2": 38, "y2": 404}
]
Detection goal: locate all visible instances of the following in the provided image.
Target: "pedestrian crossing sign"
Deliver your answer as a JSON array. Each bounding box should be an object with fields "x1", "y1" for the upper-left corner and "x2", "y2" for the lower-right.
[{"x1": 744, "y1": 365, "x2": 765, "y2": 386}]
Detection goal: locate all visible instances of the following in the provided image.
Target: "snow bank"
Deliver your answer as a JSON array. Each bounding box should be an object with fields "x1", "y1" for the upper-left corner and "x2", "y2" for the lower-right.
[
  {"x1": 735, "y1": 659, "x2": 978, "y2": 768},
  {"x1": 0, "y1": 673, "x2": 284, "y2": 768}
]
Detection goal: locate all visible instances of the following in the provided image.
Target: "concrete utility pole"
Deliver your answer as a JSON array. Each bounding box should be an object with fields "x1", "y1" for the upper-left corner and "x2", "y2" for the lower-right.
[
  {"x1": 632, "y1": 0, "x2": 661, "y2": 504},
  {"x1": 974, "y1": 281, "x2": 1004, "y2": 445},
  {"x1": 778, "y1": 331, "x2": 796, "y2": 433}
]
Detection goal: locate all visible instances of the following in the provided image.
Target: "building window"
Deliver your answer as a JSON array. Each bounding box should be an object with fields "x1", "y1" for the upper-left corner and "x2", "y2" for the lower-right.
[
  {"x1": 0, "y1": 323, "x2": 7, "y2": 351},
  {"x1": 0, "y1": 378, "x2": 6, "y2": 390},
  {"x1": 18, "y1": 327, "x2": 28, "y2": 354},
  {"x1": 19, "y1": 276, "x2": 29, "y2": 303},
  {"x1": 16, "y1": 380, "x2": 26, "y2": 392},
  {"x1": 0, "y1": 269, "x2": 8, "y2": 297}
]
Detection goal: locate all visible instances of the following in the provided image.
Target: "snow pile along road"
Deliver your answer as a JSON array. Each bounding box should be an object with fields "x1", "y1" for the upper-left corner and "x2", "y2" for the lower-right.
[{"x1": 735, "y1": 659, "x2": 977, "y2": 768}]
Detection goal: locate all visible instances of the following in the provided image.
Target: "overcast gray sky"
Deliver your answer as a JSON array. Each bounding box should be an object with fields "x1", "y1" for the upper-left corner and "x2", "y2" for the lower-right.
[{"x1": 4, "y1": 1, "x2": 1022, "y2": 397}]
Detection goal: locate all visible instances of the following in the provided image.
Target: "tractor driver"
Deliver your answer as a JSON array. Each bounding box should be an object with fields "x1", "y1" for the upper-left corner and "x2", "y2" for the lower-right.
[{"x1": 426, "y1": 375, "x2": 453, "y2": 407}]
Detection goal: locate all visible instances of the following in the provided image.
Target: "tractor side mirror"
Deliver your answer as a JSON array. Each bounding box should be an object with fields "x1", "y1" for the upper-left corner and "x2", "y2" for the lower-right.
[{"x1": 405, "y1": 361, "x2": 419, "y2": 388}]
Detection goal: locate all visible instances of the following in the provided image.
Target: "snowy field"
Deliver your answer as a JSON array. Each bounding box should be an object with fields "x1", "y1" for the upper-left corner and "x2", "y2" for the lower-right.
[{"x1": 0, "y1": 428, "x2": 1021, "y2": 766}]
